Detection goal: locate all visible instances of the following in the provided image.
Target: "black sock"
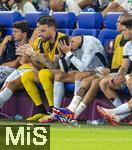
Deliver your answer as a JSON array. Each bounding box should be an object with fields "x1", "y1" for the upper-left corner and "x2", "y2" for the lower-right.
[{"x1": 37, "y1": 104, "x2": 47, "y2": 114}]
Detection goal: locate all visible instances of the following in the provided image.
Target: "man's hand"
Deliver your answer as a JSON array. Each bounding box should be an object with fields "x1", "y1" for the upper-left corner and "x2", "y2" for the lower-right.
[
  {"x1": 58, "y1": 40, "x2": 71, "y2": 54},
  {"x1": 100, "y1": 68, "x2": 110, "y2": 76},
  {"x1": 109, "y1": 75, "x2": 126, "y2": 87},
  {"x1": 2, "y1": 36, "x2": 13, "y2": 45},
  {"x1": 32, "y1": 28, "x2": 40, "y2": 38},
  {"x1": 57, "y1": 47, "x2": 65, "y2": 58},
  {"x1": 28, "y1": 28, "x2": 41, "y2": 45},
  {"x1": 16, "y1": 44, "x2": 36, "y2": 57}
]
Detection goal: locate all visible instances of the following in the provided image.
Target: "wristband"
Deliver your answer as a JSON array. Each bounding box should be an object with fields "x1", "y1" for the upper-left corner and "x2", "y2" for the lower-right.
[
  {"x1": 125, "y1": 75, "x2": 130, "y2": 81},
  {"x1": 66, "y1": 51, "x2": 73, "y2": 58}
]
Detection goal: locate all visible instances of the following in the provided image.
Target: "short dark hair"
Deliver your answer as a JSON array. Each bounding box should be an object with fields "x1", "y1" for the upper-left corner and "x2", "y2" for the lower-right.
[
  {"x1": 13, "y1": 20, "x2": 30, "y2": 37},
  {"x1": 13, "y1": 20, "x2": 30, "y2": 33},
  {"x1": 122, "y1": 15, "x2": 132, "y2": 29},
  {"x1": 37, "y1": 16, "x2": 56, "y2": 28}
]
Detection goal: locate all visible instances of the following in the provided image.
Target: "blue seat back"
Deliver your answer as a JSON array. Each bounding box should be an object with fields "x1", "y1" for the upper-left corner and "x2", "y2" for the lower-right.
[
  {"x1": 25, "y1": 12, "x2": 48, "y2": 28},
  {"x1": 0, "y1": 11, "x2": 23, "y2": 28},
  {"x1": 105, "y1": 12, "x2": 123, "y2": 29},
  {"x1": 78, "y1": 12, "x2": 103, "y2": 29},
  {"x1": 52, "y1": 12, "x2": 76, "y2": 29},
  {"x1": 72, "y1": 29, "x2": 100, "y2": 37}
]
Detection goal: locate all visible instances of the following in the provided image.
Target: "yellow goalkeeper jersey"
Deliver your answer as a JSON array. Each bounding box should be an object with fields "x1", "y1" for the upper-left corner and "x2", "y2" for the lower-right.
[{"x1": 32, "y1": 32, "x2": 65, "y2": 61}]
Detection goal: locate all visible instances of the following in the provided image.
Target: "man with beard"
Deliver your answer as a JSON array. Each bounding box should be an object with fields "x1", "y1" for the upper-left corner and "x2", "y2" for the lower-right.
[{"x1": 17, "y1": 16, "x2": 65, "y2": 121}]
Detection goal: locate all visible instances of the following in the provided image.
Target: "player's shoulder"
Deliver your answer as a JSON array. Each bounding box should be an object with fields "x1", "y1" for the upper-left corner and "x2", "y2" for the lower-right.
[{"x1": 124, "y1": 41, "x2": 132, "y2": 48}]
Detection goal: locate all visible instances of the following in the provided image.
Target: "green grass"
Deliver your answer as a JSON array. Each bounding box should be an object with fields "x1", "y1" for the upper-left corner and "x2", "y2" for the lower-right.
[{"x1": 0, "y1": 119, "x2": 132, "y2": 150}]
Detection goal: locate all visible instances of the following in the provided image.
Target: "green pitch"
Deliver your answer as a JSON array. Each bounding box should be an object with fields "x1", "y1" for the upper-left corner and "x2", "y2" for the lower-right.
[
  {"x1": 50, "y1": 123, "x2": 132, "y2": 150},
  {"x1": 0, "y1": 120, "x2": 132, "y2": 150}
]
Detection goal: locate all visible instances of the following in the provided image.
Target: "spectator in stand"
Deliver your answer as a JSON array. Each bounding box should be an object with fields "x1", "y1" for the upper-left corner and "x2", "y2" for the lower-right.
[
  {"x1": 38, "y1": 0, "x2": 49, "y2": 9},
  {"x1": 31, "y1": 0, "x2": 40, "y2": 10},
  {"x1": 50, "y1": 0, "x2": 82, "y2": 16},
  {"x1": 102, "y1": 0, "x2": 132, "y2": 17},
  {"x1": 11, "y1": 0, "x2": 37, "y2": 16},
  {"x1": 76, "y1": 0, "x2": 110, "y2": 12},
  {"x1": 0, "y1": 0, "x2": 11, "y2": 11}
]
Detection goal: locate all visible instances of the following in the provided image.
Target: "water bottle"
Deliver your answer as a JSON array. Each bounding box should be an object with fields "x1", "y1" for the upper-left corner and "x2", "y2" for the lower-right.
[
  {"x1": 14, "y1": 114, "x2": 23, "y2": 120},
  {"x1": 87, "y1": 119, "x2": 105, "y2": 125},
  {"x1": 70, "y1": 120, "x2": 78, "y2": 126}
]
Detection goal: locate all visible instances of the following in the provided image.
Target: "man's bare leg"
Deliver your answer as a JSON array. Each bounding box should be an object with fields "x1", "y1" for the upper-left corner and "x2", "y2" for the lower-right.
[
  {"x1": 126, "y1": 78, "x2": 132, "y2": 96},
  {"x1": 53, "y1": 74, "x2": 101, "y2": 120},
  {"x1": 74, "y1": 71, "x2": 95, "y2": 94},
  {"x1": 67, "y1": 74, "x2": 99, "y2": 116},
  {"x1": 71, "y1": 75, "x2": 100, "y2": 119},
  {"x1": 0, "y1": 76, "x2": 23, "y2": 105},
  {"x1": 99, "y1": 77, "x2": 122, "y2": 107}
]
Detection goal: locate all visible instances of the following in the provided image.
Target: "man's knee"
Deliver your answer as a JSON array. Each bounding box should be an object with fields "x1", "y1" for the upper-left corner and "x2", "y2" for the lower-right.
[
  {"x1": 21, "y1": 70, "x2": 35, "y2": 83},
  {"x1": 81, "y1": 77, "x2": 90, "y2": 87},
  {"x1": 6, "y1": 80, "x2": 19, "y2": 91},
  {"x1": 55, "y1": 70, "x2": 65, "y2": 81},
  {"x1": 39, "y1": 69, "x2": 53, "y2": 82},
  {"x1": 6, "y1": 81, "x2": 14, "y2": 89},
  {"x1": 81, "y1": 75, "x2": 97, "y2": 87},
  {"x1": 99, "y1": 78, "x2": 109, "y2": 91},
  {"x1": 92, "y1": 78, "x2": 100, "y2": 86},
  {"x1": 75, "y1": 72, "x2": 92, "y2": 81}
]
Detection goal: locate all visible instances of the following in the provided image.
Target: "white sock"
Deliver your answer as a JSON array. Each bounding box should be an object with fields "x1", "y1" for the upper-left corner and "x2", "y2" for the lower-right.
[
  {"x1": 112, "y1": 97, "x2": 122, "y2": 107},
  {"x1": 112, "y1": 103, "x2": 130, "y2": 115},
  {"x1": 0, "y1": 87, "x2": 13, "y2": 104},
  {"x1": 54, "y1": 81, "x2": 65, "y2": 108},
  {"x1": 117, "y1": 112, "x2": 131, "y2": 122},
  {"x1": 74, "y1": 102, "x2": 87, "y2": 119},
  {"x1": 67, "y1": 95, "x2": 82, "y2": 112},
  {"x1": 74, "y1": 80, "x2": 81, "y2": 95}
]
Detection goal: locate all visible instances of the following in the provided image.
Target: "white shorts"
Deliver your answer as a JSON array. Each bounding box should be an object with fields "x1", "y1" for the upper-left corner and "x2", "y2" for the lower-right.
[
  {"x1": 0, "y1": 66, "x2": 15, "y2": 85},
  {"x1": 5, "y1": 69, "x2": 27, "y2": 83},
  {"x1": 2, "y1": 68, "x2": 33, "y2": 87}
]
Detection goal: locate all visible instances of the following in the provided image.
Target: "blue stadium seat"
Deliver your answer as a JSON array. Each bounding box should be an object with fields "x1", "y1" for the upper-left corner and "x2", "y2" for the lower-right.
[
  {"x1": 52, "y1": 12, "x2": 76, "y2": 35},
  {"x1": 98, "y1": 29, "x2": 119, "y2": 64},
  {"x1": 98, "y1": 29, "x2": 119, "y2": 47},
  {"x1": 25, "y1": 12, "x2": 48, "y2": 28},
  {"x1": 73, "y1": 12, "x2": 103, "y2": 37},
  {"x1": 105, "y1": 12, "x2": 123, "y2": 29},
  {"x1": 0, "y1": 11, "x2": 24, "y2": 28},
  {"x1": 71, "y1": 28, "x2": 100, "y2": 37},
  {"x1": 5, "y1": 28, "x2": 13, "y2": 35},
  {"x1": 65, "y1": 83, "x2": 75, "y2": 91},
  {"x1": 57, "y1": 29, "x2": 73, "y2": 35},
  {"x1": 78, "y1": 12, "x2": 103, "y2": 29},
  {"x1": 52, "y1": 12, "x2": 76, "y2": 29},
  {"x1": 37, "y1": 7, "x2": 50, "y2": 15}
]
